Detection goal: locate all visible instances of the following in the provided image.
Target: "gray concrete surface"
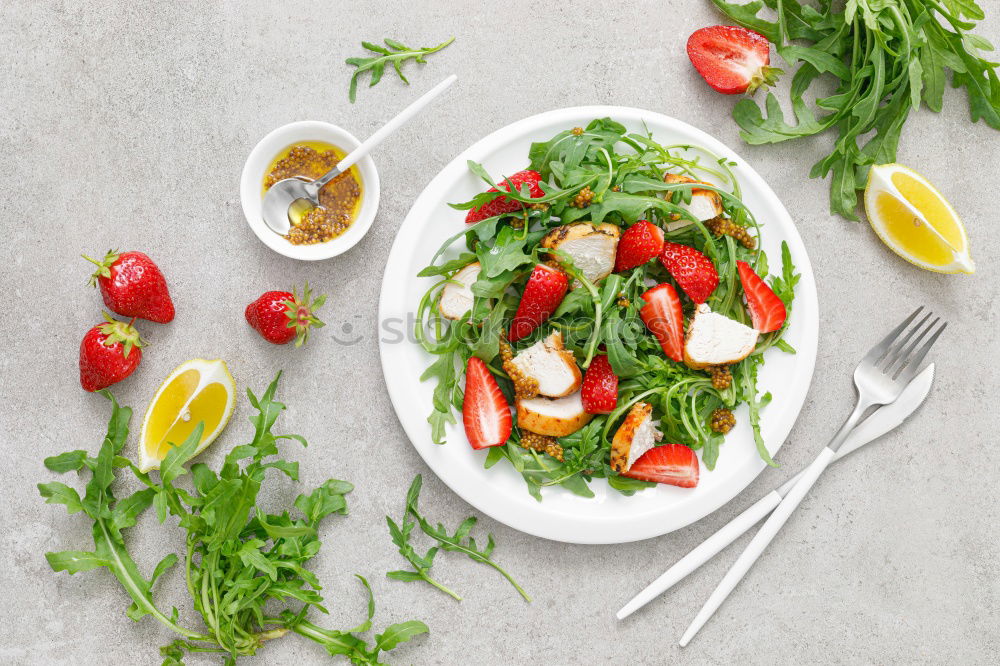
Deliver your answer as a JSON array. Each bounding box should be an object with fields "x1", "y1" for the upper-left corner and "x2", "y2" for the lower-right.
[{"x1": 2, "y1": 1, "x2": 998, "y2": 664}]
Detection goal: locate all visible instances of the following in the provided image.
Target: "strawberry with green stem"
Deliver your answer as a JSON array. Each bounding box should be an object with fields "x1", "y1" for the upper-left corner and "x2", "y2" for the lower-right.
[
  {"x1": 245, "y1": 284, "x2": 326, "y2": 347},
  {"x1": 83, "y1": 250, "x2": 175, "y2": 323},
  {"x1": 79, "y1": 313, "x2": 144, "y2": 392}
]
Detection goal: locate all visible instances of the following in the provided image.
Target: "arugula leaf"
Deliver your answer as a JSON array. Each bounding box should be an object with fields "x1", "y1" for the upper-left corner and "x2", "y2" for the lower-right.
[
  {"x1": 345, "y1": 37, "x2": 454, "y2": 102},
  {"x1": 375, "y1": 620, "x2": 430, "y2": 652},
  {"x1": 387, "y1": 476, "x2": 530, "y2": 602},
  {"x1": 284, "y1": 576, "x2": 429, "y2": 664},
  {"x1": 385, "y1": 476, "x2": 460, "y2": 600},
  {"x1": 45, "y1": 550, "x2": 109, "y2": 573},
  {"x1": 406, "y1": 475, "x2": 531, "y2": 602},
  {"x1": 38, "y1": 482, "x2": 85, "y2": 514},
  {"x1": 43, "y1": 449, "x2": 91, "y2": 473}
]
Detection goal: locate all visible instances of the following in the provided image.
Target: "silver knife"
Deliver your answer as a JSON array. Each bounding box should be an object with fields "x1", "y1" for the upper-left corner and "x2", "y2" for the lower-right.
[{"x1": 617, "y1": 363, "x2": 936, "y2": 620}]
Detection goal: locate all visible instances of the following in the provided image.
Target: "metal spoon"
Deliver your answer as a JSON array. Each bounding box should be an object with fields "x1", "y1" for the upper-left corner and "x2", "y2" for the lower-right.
[{"x1": 262, "y1": 74, "x2": 457, "y2": 236}]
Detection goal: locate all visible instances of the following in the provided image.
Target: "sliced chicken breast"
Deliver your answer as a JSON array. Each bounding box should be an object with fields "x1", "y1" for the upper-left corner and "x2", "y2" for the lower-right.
[
  {"x1": 663, "y1": 173, "x2": 724, "y2": 231},
  {"x1": 438, "y1": 262, "x2": 481, "y2": 320},
  {"x1": 683, "y1": 303, "x2": 759, "y2": 370},
  {"x1": 540, "y1": 222, "x2": 620, "y2": 287},
  {"x1": 510, "y1": 331, "x2": 582, "y2": 398},
  {"x1": 610, "y1": 402, "x2": 663, "y2": 473},
  {"x1": 516, "y1": 391, "x2": 593, "y2": 437}
]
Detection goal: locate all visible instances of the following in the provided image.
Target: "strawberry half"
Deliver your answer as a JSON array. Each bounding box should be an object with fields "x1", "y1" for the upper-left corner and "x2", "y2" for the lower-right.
[
  {"x1": 465, "y1": 170, "x2": 544, "y2": 224},
  {"x1": 615, "y1": 219, "x2": 665, "y2": 272},
  {"x1": 687, "y1": 25, "x2": 782, "y2": 95},
  {"x1": 462, "y1": 356, "x2": 512, "y2": 449},
  {"x1": 623, "y1": 443, "x2": 700, "y2": 488},
  {"x1": 659, "y1": 241, "x2": 719, "y2": 304},
  {"x1": 640, "y1": 283, "x2": 685, "y2": 362},
  {"x1": 736, "y1": 261, "x2": 786, "y2": 333},
  {"x1": 581, "y1": 354, "x2": 618, "y2": 414},
  {"x1": 509, "y1": 264, "x2": 568, "y2": 342}
]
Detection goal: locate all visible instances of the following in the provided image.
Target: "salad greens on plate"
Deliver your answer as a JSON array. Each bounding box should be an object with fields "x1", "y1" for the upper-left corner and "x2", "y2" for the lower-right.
[{"x1": 415, "y1": 118, "x2": 800, "y2": 502}]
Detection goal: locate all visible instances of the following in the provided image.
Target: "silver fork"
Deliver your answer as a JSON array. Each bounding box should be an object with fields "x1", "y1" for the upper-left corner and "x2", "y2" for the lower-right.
[{"x1": 679, "y1": 307, "x2": 947, "y2": 647}]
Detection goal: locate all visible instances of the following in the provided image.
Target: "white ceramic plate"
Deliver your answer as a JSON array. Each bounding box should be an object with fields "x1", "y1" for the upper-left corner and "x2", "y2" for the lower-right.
[{"x1": 378, "y1": 106, "x2": 818, "y2": 544}]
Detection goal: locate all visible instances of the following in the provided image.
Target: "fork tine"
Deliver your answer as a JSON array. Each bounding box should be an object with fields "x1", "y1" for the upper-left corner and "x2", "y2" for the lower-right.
[
  {"x1": 883, "y1": 313, "x2": 936, "y2": 371},
  {"x1": 895, "y1": 321, "x2": 947, "y2": 383},
  {"x1": 863, "y1": 306, "x2": 924, "y2": 364}
]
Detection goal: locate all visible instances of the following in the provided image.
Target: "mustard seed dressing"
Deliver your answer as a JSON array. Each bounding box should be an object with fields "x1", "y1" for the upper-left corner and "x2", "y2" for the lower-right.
[{"x1": 262, "y1": 141, "x2": 363, "y2": 245}]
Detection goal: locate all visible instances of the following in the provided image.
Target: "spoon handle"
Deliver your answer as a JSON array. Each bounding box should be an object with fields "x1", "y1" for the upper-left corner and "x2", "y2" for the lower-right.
[{"x1": 336, "y1": 74, "x2": 457, "y2": 172}]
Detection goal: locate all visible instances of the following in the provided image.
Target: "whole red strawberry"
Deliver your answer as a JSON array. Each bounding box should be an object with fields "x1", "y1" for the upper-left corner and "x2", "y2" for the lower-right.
[
  {"x1": 465, "y1": 170, "x2": 544, "y2": 224},
  {"x1": 245, "y1": 284, "x2": 326, "y2": 347},
  {"x1": 509, "y1": 264, "x2": 568, "y2": 342},
  {"x1": 615, "y1": 220, "x2": 665, "y2": 272},
  {"x1": 79, "y1": 314, "x2": 144, "y2": 392},
  {"x1": 659, "y1": 241, "x2": 719, "y2": 304},
  {"x1": 581, "y1": 354, "x2": 618, "y2": 414},
  {"x1": 84, "y1": 250, "x2": 175, "y2": 323}
]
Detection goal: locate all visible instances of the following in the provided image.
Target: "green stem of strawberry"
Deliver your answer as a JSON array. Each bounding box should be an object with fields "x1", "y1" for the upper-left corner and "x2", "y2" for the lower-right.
[
  {"x1": 81, "y1": 250, "x2": 119, "y2": 285},
  {"x1": 98, "y1": 312, "x2": 145, "y2": 357}
]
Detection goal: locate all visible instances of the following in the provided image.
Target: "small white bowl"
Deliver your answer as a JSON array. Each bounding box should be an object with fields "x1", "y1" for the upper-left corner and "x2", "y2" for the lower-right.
[{"x1": 240, "y1": 121, "x2": 381, "y2": 261}]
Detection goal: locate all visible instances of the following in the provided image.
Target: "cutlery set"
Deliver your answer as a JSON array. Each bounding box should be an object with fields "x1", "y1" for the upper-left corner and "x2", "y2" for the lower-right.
[{"x1": 617, "y1": 307, "x2": 946, "y2": 646}]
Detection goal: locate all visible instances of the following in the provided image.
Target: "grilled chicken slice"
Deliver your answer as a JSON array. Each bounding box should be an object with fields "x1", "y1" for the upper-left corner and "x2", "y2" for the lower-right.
[
  {"x1": 683, "y1": 303, "x2": 759, "y2": 370},
  {"x1": 540, "y1": 222, "x2": 620, "y2": 287},
  {"x1": 516, "y1": 391, "x2": 593, "y2": 437},
  {"x1": 663, "y1": 173, "x2": 724, "y2": 231},
  {"x1": 438, "y1": 262, "x2": 481, "y2": 320},
  {"x1": 510, "y1": 331, "x2": 582, "y2": 398},
  {"x1": 610, "y1": 402, "x2": 663, "y2": 473}
]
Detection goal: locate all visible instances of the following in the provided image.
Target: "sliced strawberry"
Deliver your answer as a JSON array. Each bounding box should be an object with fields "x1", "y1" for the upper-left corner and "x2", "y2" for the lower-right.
[
  {"x1": 509, "y1": 264, "x2": 568, "y2": 342},
  {"x1": 687, "y1": 25, "x2": 782, "y2": 95},
  {"x1": 581, "y1": 355, "x2": 618, "y2": 414},
  {"x1": 615, "y1": 219, "x2": 665, "y2": 272},
  {"x1": 465, "y1": 170, "x2": 544, "y2": 224},
  {"x1": 659, "y1": 241, "x2": 719, "y2": 304},
  {"x1": 736, "y1": 260, "x2": 786, "y2": 333},
  {"x1": 623, "y1": 443, "x2": 699, "y2": 488},
  {"x1": 462, "y1": 357, "x2": 513, "y2": 449},
  {"x1": 640, "y1": 283, "x2": 685, "y2": 362}
]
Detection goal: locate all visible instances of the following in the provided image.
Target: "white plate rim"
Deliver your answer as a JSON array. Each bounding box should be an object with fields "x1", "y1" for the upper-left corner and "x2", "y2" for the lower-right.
[{"x1": 378, "y1": 105, "x2": 818, "y2": 544}]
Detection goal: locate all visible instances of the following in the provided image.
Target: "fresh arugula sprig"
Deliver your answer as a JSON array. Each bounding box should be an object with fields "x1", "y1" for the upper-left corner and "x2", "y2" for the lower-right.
[
  {"x1": 387, "y1": 476, "x2": 530, "y2": 602},
  {"x1": 346, "y1": 37, "x2": 454, "y2": 102},
  {"x1": 712, "y1": 0, "x2": 1000, "y2": 220},
  {"x1": 40, "y1": 375, "x2": 427, "y2": 665},
  {"x1": 386, "y1": 476, "x2": 461, "y2": 600}
]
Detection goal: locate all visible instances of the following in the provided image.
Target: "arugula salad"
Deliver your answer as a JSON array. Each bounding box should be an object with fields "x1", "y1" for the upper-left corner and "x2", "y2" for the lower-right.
[{"x1": 415, "y1": 118, "x2": 799, "y2": 501}]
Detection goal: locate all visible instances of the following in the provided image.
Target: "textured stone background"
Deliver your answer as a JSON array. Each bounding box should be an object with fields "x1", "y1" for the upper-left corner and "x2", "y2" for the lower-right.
[{"x1": 2, "y1": 1, "x2": 998, "y2": 664}]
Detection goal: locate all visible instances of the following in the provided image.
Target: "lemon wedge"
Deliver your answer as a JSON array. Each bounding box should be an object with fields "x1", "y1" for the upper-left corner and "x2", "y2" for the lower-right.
[
  {"x1": 864, "y1": 163, "x2": 974, "y2": 274},
  {"x1": 138, "y1": 359, "x2": 236, "y2": 472}
]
